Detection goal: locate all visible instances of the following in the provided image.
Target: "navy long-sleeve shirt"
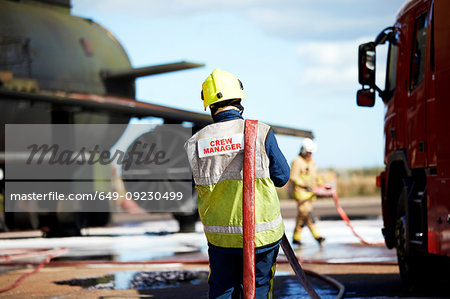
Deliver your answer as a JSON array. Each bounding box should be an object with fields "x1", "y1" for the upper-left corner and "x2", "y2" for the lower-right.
[{"x1": 212, "y1": 110, "x2": 290, "y2": 187}]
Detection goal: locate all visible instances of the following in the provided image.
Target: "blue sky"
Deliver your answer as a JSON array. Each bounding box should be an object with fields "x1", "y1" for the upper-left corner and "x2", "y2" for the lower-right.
[{"x1": 72, "y1": 0, "x2": 406, "y2": 169}]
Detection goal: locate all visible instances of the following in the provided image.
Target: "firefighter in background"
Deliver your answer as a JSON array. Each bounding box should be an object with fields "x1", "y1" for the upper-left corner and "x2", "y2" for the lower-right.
[
  {"x1": 185, "y1": 69, "x2": 290, "y2": 298},
  {"x1": 290, "y1": 138, "x2": 326, "y2": 246}
]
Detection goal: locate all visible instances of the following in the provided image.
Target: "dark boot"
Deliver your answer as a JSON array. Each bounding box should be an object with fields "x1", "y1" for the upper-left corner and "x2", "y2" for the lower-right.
[
  {"x1": 292, "y1": 239, "x2": 303, "y2": 246},
  {"x1": 315, "y1": 237, "x2": 325, "y2": 247}
]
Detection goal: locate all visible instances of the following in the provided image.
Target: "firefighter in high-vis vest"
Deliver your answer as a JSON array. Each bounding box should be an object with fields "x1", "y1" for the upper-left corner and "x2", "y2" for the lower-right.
[
  {"x1": 184, "y1": 69, "x2": 290, "y2": 299},
  {"x1": 290, "y1": 138, "x2": 326, "y2": 246}
]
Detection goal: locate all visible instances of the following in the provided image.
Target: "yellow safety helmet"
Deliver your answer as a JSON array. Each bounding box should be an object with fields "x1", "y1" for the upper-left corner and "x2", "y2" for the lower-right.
[{"x1": 201, "y1": 69, "x2": 246, "y2": 110}]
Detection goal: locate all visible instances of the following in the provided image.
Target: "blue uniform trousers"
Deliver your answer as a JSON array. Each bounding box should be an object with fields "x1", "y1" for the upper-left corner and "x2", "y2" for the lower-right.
[{"x1": 207, "y1": 243, "x2": 279, "y2": 299}]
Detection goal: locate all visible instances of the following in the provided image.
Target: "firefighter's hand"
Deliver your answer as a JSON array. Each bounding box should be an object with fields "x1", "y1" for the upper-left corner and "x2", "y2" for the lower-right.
[{"x1": 323, "y1": 184, "x2": 332, "y2": 190}]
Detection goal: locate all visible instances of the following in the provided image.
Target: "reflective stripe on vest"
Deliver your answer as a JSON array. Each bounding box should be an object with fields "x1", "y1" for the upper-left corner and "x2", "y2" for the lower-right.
[
  {"x1": 185, "y1": 119, "x2": 284, "y2": 248},
  {"x1": 203, "y1": 215, "x2": 282, "y2": 234}
]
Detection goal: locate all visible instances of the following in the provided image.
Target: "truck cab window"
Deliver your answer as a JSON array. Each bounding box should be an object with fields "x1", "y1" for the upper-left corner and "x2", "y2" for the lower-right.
[
  {"x1": 385, "y1": 32, "x2": 399, "y2": 101},
  {"x1": 410, "y1": 13, "x2": 427, "y2": 91}
]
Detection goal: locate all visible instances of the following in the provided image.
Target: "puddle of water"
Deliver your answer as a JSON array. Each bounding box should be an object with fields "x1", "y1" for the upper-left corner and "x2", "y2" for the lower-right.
[
  {"x1": 55, "y1": 270, "x2": 338, "y2": 298},
  {"x1": 54, "y1": 270, "x2": 209, "y2": 290}
]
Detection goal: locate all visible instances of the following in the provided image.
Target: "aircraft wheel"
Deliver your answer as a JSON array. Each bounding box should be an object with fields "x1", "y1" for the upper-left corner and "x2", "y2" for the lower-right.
[{"x1": 173, "y1": 211, "x2": 198, "y2": 233}]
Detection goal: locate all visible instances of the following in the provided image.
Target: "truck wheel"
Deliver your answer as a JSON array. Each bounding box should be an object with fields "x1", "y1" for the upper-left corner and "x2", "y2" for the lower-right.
[
  {"x1": 173, "y1": 211, "x2": 198, "y2": 233},
  {"x1": 394, "y1": 188, "x2": 426, "y2": 291},
  {"x1": 40, "y1": 213, "x2": 82, "y2": 237},
  {"x1": 4, "y1": 212, "x2": 39, "y2": 231}
]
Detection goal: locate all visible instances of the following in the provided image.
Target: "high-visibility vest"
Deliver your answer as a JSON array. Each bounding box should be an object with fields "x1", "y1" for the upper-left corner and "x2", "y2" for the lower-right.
[
  {"x1": 184, "y1": 119, "x2": 284, "y2": 248},
  {"x1": 290, "y1": 155, "x2": 319, "y2": 201}
]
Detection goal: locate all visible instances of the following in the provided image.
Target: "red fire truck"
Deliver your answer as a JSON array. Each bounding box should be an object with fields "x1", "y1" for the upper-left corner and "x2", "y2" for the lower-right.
[{"x1": 356, "y1": 0, "x2": 450, "y2": 287}]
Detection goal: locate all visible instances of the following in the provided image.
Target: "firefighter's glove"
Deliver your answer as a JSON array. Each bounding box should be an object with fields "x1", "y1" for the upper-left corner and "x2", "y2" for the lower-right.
[{"x1": 323, "y1": 184, "x2": 332, "y2": 190}]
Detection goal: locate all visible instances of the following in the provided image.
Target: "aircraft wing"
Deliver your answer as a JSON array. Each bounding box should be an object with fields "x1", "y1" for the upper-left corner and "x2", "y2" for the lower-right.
[
  {"x1": 101, "y1": 61, "x2": 205, "y2": 80},
  {"x1": 0, "y1": 89, "x2": 313, "y2": 138}
]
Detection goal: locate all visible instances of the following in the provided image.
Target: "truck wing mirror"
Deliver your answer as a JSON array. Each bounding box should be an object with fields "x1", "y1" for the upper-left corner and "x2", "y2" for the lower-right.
[
  {"x1": 356, "y1": 88, "x2": 375, "y2": 107},
  {"x1": 374, "y1": 27, "x2": 394, "y2": 45},
  {"x1": 358, "y1": 42, "x2": 376, "y2": 86}
]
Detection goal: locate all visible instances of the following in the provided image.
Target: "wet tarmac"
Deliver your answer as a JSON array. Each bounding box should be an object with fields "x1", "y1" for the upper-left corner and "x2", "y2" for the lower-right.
[
  {"x1": 52, "y1": 269, "x2": 340, "y2": 299},
  {"x1": 0, "y1": 217, "x2": 395, "y2": 264},
  {"x1": 0, "y1": 216, "x2": 403, "y2": 298},
  {"x1": 4, "y1": 197, "x2": 450, "y2": 298}
]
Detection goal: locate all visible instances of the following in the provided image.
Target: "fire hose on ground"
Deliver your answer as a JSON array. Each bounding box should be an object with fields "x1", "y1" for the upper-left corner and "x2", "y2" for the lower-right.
[
  {"x1": 313, "y1": 185, "x2": 384, "y2": 246},
  {"x1": 0, "y1": 248, "x2": 67, "y2": 293}
]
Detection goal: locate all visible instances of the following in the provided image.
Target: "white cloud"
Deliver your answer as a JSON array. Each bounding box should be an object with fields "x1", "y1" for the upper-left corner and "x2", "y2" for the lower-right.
[
  {"x1": 73, "y1": 0, "x2": 276, "y2": 18},
  {"x1": 73, "y1": 0, "x2": 404, "y2": 41},
  {"x1": 297, "y1": 38, "x2": 375, "y2": 67},
  {"x1": 295, "y1": 38, "x2": 372, "y2": 96},
  {"x1": 245, "y1": 7, "x2": 389, "y2": 40}
]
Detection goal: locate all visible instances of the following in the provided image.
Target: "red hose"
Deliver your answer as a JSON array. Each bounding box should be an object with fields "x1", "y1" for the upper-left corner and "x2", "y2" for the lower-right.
[
  {"x1": 243, "y1": 119, "x2": 258, "y2": 299},
  {"x1": 0, "y1": 248, "x2": 66, "y2": 294},
  {"x1": 331, "y1": 191, "x2": 383, "y2": 246},
  {"x1": 0, "y1": 248, "x2": 66, "y2": 262},
  {"x1": 312, "y1": 185, "x2": 383, "y2": 246}
]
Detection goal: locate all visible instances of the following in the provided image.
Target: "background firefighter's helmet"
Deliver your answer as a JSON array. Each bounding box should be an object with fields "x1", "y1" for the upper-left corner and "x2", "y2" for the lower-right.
[
  {"x1": 301, "y1": 138, "x2": 317, "y2": 153},
  {"x1": 201, "y1": 69, "x2": 246, "y2": 110}
]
